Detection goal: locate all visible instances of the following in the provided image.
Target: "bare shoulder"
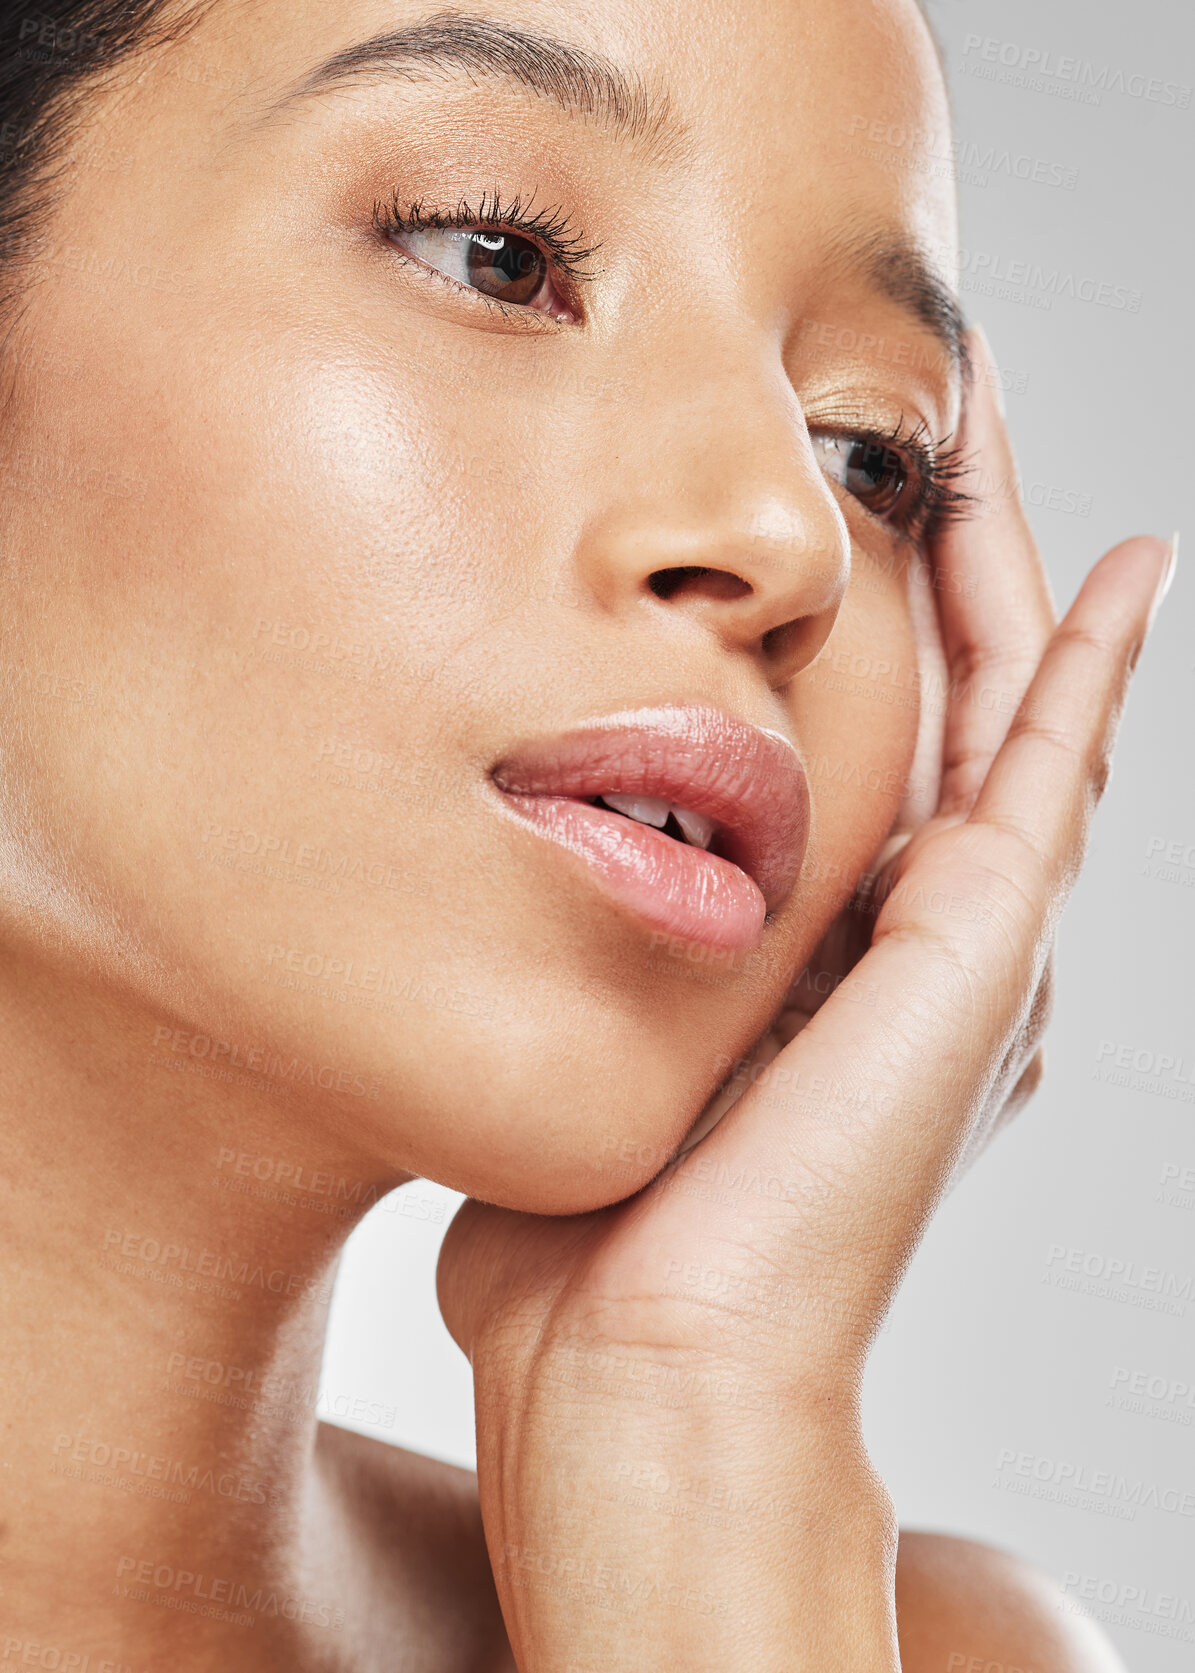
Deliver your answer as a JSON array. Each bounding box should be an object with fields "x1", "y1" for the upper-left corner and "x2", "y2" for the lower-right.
[
  {"x1": 313, "y1": 1422, "x2": 514, "y2": 1670},
  {"x1": 896, "y1": 1530, "x2": 1129, "y2": 1673}
]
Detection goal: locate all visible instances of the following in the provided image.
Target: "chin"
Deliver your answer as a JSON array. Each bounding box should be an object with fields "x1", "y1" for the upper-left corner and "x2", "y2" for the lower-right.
[
  {"x1": 394, "y1": 1002, "x2": 752, "y2": 1217},
  {"x1": 342, "y1": 960, "x2": 777, "y2": 1216}
]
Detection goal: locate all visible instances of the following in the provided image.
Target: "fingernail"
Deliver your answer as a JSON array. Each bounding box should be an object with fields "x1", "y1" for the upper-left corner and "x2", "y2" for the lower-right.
[
  {"x1": 1145, "y1": 531, "x2": 1178, "y2": 637},
  {"x1": 1161, "y1": 530, "x2": 1179, "y2": 602},
  {"x1": 969, "y1": 323, "x2": 1005, "y2": 417}
]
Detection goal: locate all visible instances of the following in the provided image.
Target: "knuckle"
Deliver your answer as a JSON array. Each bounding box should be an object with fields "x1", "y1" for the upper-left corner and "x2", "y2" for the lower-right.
[
  {"x1": 1005, "y1": 711, "x2": 1082, "y2": 761},
  {"x1": 1005, "y1": 708, "x2": 1115, "y2": 804},
  {"x1": 948, "y1": 643, "x2": 1042, "y2": 705},
  {"x1": 1051, "y1": 620, "x2": 1122, "y2": 660},
  {"x1": 970, "y1": 808, "x2": 1051, "y2": 883}
]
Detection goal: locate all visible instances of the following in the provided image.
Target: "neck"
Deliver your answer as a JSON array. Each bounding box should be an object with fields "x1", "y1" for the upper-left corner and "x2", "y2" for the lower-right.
[{"x1": 0, "y1": 951, "x2": 412, "y2": 1665}]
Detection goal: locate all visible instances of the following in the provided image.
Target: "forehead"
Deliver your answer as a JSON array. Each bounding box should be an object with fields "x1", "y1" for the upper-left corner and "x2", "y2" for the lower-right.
[
  {"x1": 137, "y1": 0, "x2": 960, "y2": 386},
  {"x1": 180, "y1": 0, "x2": 954, "y2": 229}
]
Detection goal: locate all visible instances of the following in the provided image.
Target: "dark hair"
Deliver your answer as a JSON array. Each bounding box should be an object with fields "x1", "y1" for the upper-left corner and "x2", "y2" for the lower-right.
[{"x1": 0, "y1": 2, "x2": 199, "y2": 313}]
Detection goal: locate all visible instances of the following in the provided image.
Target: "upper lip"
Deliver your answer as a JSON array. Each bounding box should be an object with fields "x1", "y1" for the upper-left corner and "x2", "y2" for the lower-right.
[{"x1": 490, "y1": 705, "x2": 810, "y2": 912}]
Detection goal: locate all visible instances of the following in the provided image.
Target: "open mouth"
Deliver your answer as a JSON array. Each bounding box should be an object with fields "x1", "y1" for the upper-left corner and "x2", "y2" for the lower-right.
[
  {"x1": 590, "y1": 793, "x2": 717, "y2": 852},
  {"x1": 489, "y1": 706, "x2": 810, "y2": 953}
]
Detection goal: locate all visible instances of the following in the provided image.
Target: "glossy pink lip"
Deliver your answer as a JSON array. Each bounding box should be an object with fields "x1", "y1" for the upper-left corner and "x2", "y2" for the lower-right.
[{"x1": 490, "y1": 706, "x2": 810, "y2": 952}]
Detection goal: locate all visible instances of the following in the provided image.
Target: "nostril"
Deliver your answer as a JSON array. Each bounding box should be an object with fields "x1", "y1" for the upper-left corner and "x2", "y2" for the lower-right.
[
  {"x1": 648, "y1": 566, "x2": 753, "y2": 602},
  {"x1": 761, "y1": 617, "x2": 805, "y2": 669}
]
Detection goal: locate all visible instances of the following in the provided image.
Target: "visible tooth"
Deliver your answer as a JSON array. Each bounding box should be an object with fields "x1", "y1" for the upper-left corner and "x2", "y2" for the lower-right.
[
  {"x1": 602, "y1": 793, "x2": 671, "y2": 829},
  {"x1": 673, "y1": 807, "x2": 715, "y2": 850}
]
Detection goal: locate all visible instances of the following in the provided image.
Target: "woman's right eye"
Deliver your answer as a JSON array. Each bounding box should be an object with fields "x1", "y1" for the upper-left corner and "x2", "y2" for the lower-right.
[{"x1": 387, "y1": 226, "x2": 573, "y2": 320}]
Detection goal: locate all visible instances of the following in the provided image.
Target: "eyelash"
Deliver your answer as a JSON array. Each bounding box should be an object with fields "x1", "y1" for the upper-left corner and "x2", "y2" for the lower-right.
[
  {"x1": 371, "y1": 188, "x2": 601, "y2": 318},
  {"x1": 822, "y1": 416, "x2": 977, "y2": 544},
  {"x1": 371, "y1": 198, "x2": 975, "y2": 541}
]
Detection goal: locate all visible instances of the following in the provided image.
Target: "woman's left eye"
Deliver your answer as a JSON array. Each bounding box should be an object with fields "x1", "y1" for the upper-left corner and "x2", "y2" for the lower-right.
[
  {"x1": 811, "y1": 432, "x2": 911, "y2": 524},
  {"x1": 388, "y1": 226, "x2": 572, "y2": 319}
]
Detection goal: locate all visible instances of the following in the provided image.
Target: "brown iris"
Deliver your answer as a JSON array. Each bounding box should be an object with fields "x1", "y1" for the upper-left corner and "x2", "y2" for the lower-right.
[
  {"x1": 839, "y1": 438, "x2": 908, "y2": 517},
  {"x1": 464, "y1": 230, "x2": 547, "y2": 305}
]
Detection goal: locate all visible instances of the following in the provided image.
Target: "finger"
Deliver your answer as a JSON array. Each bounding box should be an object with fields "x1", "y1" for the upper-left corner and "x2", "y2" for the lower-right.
[
  {"x1": 664, "y1": 536, "x2": 1172, "y2": 1324},
  {"x1": 812, "y1": 330, "x2": 1050, "y2": 987},
  {"x1": 929, "y1": 327, "x2": 1056, "y2": 817},
  {"x1": 967, "y1": 536, "x2": 1169, "y2": 852},
  {"x1": 889, "y1": 552, "x2": 951, "y2": 832}
]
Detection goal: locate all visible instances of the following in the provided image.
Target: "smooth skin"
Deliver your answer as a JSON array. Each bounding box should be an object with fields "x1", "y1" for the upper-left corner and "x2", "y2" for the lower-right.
[
  {"x1": 438, "y1": 344, "x2": 1166, "y2": 1672},
  {"x1": 0, "y1": 0, "x2": 1164, "y2": 1667}
]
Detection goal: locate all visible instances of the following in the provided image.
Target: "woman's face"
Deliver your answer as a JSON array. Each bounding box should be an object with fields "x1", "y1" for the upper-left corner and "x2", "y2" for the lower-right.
[{"x1": 1, "y1": 0, "x2": 959, "y2": 1211}]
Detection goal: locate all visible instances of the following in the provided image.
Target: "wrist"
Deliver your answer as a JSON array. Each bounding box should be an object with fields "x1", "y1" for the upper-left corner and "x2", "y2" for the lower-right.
[{"x1": 480, "y1": 1407, "x2": 900, "y2": 1673}]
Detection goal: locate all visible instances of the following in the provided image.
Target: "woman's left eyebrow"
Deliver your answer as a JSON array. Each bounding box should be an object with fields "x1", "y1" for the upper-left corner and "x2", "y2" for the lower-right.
[
  {"x1": 259, "y1": 10, "x2": 682, "y2": 159},
  {"x1": 834, "y1": 226, "x2": 969, "y2": 393}
]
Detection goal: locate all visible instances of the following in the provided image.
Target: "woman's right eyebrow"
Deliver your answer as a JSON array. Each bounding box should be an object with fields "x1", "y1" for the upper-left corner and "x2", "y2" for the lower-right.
[
  {"x1": 258, "y1": 10, "x2": 683, "y2": 160},
  {"x1": 254, "y1": 11, "x2": 964, "y2": 390}
]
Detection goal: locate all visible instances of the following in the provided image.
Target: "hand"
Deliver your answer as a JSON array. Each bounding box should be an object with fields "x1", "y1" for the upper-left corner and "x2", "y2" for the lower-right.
[
  {"x1": 436, "y1": 333, "x2": 1174, "y2": 1672},
  {"x1": 680, "y1": 329, "x2": 1060, "y2": 1171}
]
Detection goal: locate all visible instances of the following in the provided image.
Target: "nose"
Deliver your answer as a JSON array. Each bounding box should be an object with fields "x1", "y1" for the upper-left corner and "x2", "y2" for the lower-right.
[{"x1": 573, "y1": 341, "x2": 851, "y2": 689}]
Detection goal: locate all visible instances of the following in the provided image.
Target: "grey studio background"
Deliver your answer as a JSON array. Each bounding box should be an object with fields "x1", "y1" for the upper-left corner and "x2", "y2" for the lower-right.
[{"x1": 320, "y1": 2, "x2": 1195, "y2": 1665}]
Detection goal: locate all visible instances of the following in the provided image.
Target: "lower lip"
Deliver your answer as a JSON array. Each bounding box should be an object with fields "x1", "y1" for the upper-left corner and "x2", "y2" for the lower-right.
[{"x1": 499, "y1": 795, "x2": 767, "y2": 952}]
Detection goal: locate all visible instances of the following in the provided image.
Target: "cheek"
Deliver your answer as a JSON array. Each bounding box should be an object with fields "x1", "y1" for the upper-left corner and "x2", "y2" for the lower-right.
[{"x1": 785, "y1": 551, "x2": 926, "y2": 915}]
